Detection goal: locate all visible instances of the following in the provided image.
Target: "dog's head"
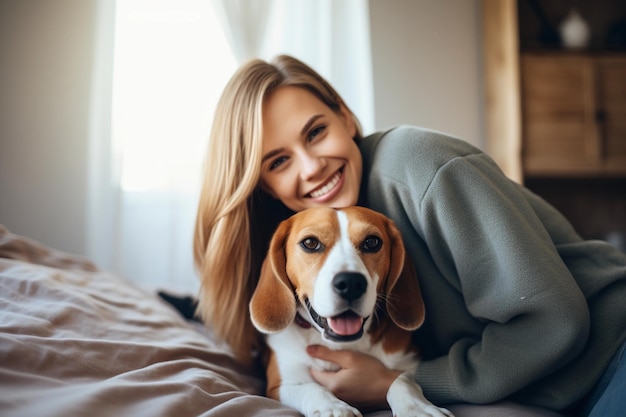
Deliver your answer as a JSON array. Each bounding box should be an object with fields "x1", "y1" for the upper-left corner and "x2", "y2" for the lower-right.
[{"x1": 249, "y1": 206, "x2": 425, "y2": 343}]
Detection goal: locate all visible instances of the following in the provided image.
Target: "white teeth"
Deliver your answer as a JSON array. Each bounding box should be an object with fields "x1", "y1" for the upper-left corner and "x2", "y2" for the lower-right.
[{"x1": 310, "y1": 171, "x2": 341, "y2": 198}]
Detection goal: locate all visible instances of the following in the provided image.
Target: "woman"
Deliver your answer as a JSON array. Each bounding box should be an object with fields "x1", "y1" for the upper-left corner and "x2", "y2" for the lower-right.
[{"x1": 193, "y1": 55, "x2": 626, "y2": 416}]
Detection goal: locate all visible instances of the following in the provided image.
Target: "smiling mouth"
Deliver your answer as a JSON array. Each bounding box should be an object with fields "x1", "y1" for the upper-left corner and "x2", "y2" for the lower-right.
[
  {"x1": 307, "y1": 168, "x2": 343, "y2": 199},
  {"x1": 304, "y1": 298, "x2": 366, "y2": 342}
]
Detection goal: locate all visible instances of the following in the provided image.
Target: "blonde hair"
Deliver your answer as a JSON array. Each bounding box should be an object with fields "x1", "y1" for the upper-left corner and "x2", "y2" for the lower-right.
[{"x1": 193, "y1": 55, "x2": 362, "y2": 363}]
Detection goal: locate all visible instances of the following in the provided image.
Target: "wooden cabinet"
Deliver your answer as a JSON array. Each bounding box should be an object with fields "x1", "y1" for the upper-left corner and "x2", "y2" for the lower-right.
[
  {"x1": 521, "y1": 53, "x2": 626, "y2": 177},
  {"x1": 483, "y1": 1, "x2": 626, "y2": 248}
]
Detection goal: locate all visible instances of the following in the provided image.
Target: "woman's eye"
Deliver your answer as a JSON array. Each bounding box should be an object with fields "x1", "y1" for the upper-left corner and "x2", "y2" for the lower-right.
[
  {"x1": 269, "y1": 156, "x2": 288, "y2": 171},
  {"x1": 300, "y1": 237, "x2": 323, "y2": 252},
  {"x1": 361, "y1": 235, "x2": 382, "y2": 253},
  {"x1": 308, "y1": 125, "x2": 326, "y2": 141}
]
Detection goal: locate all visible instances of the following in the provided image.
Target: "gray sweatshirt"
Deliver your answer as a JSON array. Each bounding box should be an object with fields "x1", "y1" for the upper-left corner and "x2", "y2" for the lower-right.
[{"x1": 358, "y1": 126, "x2": 626, "y2": 410}]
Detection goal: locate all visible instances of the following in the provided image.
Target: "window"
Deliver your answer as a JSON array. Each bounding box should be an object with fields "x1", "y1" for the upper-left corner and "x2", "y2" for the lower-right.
[
  {"x1": 112, "y1": 0, "x2": 236, "y2": 192},
  {"x1": 103, "y1": 0, "x2": 236, "y2": 292}
]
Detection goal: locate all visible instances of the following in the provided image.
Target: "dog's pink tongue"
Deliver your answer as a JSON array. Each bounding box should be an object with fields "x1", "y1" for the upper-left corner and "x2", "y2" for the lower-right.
[{"x1": 328, "y1": 312, "x2": 363, "y2": 336}]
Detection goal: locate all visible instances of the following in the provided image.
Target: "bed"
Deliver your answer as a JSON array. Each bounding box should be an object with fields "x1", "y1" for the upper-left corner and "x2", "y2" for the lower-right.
[
  {"x1": 0, "y1": 225, "x2": 563, "y2": 417},
  {"x1": 0, "y1": 225, "x2": 303, "y2": 416}
]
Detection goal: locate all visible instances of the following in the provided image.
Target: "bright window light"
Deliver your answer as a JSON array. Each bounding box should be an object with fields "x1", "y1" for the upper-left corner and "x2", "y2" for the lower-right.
[{"x1": 112, "y1": 0, "x2": 236, "y2": 192}]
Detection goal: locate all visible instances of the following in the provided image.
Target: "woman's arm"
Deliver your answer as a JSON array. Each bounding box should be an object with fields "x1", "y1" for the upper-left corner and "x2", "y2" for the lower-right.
[{"x1": 368, "y1": 128, "x2": 591, "y2": 404}]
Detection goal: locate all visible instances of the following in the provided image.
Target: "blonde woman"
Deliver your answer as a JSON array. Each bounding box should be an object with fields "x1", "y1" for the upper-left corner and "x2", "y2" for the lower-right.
[{"x1": 193, "y1": 55, "x2": 626, "y2": 417}]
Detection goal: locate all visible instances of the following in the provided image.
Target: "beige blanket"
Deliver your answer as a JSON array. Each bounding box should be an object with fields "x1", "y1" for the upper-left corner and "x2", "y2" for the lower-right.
[{"x1": 0, "y1": 225, "x2": 301, "y2": 417}]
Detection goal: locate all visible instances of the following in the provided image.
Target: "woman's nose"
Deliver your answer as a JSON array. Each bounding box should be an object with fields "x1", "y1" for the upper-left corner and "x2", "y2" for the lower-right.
[{"x1": 299, "y1": 151, "x2": 326, "y2": 181}]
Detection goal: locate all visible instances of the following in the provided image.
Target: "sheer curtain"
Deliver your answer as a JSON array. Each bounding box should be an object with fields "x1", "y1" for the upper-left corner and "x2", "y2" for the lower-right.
[
  {"x1": 213, "y1": 0, "x2": 375, "y2": 133},
  {"x1": 88, "y1": 0, "x2": 236, "y2": 294},
  {"x1": 88, "y1": 0, "x2": 374, "y2": 294}
]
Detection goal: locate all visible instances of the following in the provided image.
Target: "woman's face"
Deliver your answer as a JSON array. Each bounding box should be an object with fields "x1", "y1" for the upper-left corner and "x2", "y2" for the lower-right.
[{"x1": 260, "y1": 86, "x2": 362, "y2": 213}]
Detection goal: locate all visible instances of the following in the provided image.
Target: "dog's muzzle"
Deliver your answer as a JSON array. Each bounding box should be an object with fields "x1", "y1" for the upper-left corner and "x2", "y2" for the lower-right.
[{"x1": 304, "y1": 272, "x2": 369, "y2": 343}]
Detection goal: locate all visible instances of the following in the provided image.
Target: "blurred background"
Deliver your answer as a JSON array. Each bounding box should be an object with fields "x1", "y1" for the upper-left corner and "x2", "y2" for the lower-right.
[{"x1": 1, "y1": 0, "x2": 624, "y2": 294}]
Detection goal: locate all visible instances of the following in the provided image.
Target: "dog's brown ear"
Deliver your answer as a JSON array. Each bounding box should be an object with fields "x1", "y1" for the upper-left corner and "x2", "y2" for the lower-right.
[
  {"x1": 385, "y1": 220, "x2": 425, "y2": 331},
  {"x1": 249, "y1": 218, "x2": 297, "y2": 333}
]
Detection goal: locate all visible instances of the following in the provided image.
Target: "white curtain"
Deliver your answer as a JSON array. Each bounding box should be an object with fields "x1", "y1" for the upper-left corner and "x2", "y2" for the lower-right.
[
  {"x1": 213, "y1": 0, "x2": 375, "y2": 133},
  {"x1": 88, "y1": 0, "x2": 237, "y2": 294},
  {"x1": 87, "y1": 0, "x2": 374, "y2": 295},
  {"x1": 211, "y1": 0, "x2": 272, "y2": 63},
  {"x1": 87, "y1": 0, "x2": 118, "y2": 279}
]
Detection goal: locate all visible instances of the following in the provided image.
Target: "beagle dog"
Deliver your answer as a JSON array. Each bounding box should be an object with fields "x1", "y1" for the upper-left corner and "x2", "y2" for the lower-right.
[{"x1": 250, "y1": 206, "x2": 452, "y2": 417}]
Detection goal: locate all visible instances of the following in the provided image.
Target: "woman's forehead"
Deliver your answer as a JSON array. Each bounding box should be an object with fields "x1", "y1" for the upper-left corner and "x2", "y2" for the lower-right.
[{"x1": 262, "y1": 87, "x2": 332, "y2": 144}]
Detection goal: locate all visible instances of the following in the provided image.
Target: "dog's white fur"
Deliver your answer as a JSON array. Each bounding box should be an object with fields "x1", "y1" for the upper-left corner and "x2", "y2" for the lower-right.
[{"x1": 250, "y1": 206, "x2": 453, "y2": 417}]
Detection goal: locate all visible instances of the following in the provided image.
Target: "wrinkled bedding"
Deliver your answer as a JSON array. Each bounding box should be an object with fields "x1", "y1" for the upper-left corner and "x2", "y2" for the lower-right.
[{"x1": 0, "y1": 225, "x2": 300, "y2": 417}]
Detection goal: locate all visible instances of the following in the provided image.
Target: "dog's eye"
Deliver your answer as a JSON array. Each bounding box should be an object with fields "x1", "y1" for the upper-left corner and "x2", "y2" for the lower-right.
[
  {"x1": 300, "y1": 237, "x2": 323, "y2": 252},
  {"x1": 361, "y1": 235, "x2": 382, "y2": 253}
]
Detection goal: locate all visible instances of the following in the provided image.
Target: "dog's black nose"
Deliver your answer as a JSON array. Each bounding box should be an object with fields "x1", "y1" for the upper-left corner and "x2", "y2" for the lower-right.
[{"x1": 332, "y1": 272, "x2": 367, "y2": 301}]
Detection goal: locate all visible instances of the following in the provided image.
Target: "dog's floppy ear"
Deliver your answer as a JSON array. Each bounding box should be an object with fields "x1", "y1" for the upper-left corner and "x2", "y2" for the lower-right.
[
  {"x1": 384, "y1": 220, "x2": 425, "y2": 331},
  {"x1": 249, "y1": 218, "x2": 297, "y2": 333}
]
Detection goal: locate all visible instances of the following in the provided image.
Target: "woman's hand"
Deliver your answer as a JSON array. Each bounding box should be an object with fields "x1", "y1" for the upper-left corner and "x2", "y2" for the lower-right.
[{"x1": 307, "y1": 344, "x2": 402, "y2": 411}]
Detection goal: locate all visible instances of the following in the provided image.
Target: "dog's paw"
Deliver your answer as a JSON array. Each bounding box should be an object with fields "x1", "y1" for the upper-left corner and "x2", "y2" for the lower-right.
[
  {"x1": 280, "y1": 381, "x2": 362, "y2": 417},
  {"x1": 387, "y1": 371, "x2": 455, "y2": 417},
  {"x1": 303, "y1": 397, "x2": 362, "y2": 417}
]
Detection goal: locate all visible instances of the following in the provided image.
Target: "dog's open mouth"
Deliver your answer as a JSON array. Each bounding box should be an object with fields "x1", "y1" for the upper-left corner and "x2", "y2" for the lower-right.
[{"x1": 305, "y1": 299, "x2": 366, "y2": 342}]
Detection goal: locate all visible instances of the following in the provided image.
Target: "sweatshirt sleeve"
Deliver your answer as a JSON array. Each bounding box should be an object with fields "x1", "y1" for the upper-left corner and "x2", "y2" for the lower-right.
[{"x1": 365, "y1": 127, "x2": 592, "y2": 404}]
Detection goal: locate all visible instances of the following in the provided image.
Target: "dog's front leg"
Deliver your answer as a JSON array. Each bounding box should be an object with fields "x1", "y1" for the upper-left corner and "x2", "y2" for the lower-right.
[
  {"x1": 387, "y1": 370, "x2": 454, "y2": 417},
  {"x1": 266, "y1": 349, "x2": 361, "y2": 417},
  {"x1": 280, "y1": 379, "x2": 362, "y2": 417}
]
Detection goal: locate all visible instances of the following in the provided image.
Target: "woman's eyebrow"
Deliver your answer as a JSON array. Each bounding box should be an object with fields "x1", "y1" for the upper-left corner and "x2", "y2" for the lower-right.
[
  {"x1": 262, "y1": 148, "x2": 283, "y2": 164},
  {"x1": 301, "y1": 114, "x2": 323, "y2": 135}
]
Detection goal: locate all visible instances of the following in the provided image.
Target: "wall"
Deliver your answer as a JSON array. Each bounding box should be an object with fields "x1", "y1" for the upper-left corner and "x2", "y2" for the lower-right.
[
  {"x1": 0, "y1": 0, "x2": 96, "y2": 255},
  {"x1": 0, "y1": 0, "x2": 485, "y2": 257},
  {"x1": 369, "y1": 0, "x2": 484, "y2": 147}
]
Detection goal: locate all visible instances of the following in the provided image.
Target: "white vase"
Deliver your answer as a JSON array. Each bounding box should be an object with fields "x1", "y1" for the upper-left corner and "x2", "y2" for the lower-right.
[{"x1": 559, "y1": 9, "x2": 591, "y2": 49}]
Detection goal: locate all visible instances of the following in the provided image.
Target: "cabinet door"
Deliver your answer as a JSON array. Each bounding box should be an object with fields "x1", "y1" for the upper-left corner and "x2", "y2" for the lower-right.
[
  {"x1": 521, "y1": 54, "x2": 601, "y2": 175},
  {"x1": 597, "y1": 57, "x2": 626, "y2": 174}
]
